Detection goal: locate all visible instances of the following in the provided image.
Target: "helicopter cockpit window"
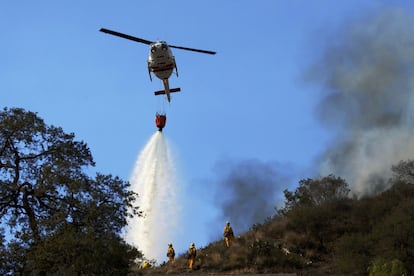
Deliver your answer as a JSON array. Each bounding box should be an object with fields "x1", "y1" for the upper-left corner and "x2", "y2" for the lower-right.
[
  {"x1": 151, "y1": 45, "x2": 157, "y2": 53},
  {"x1": 161, "y1": 44, "x2": 168, "y2": 51}
]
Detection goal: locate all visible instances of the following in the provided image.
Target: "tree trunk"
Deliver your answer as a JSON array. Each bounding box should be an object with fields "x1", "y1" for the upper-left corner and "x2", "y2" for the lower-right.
[{"x1": 22, "y1": 187, "x2": 41, "y2": 243}]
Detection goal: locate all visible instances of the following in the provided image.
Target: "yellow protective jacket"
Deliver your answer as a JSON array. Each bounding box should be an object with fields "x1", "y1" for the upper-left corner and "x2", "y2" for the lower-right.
[
  {"x1": 167, "y1": 247, "x2": 175, "y2": 258},
  {"x1": 188, "y1": 247, "x2": 196, "y2": 259},
  {"x1": 223, "y1": 225, "x2": 234, "y2": 238}
]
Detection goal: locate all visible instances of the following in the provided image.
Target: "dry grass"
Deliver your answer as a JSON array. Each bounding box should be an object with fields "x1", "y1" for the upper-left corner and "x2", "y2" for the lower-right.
[{"x1": 138, "y1": 217, "x2": 315, "y2": 275}]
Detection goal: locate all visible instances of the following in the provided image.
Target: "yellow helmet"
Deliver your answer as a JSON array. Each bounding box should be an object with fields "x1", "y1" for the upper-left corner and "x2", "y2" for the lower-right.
[{"x1": 190, "y1": 242, "x2": 195, "y2": 248}]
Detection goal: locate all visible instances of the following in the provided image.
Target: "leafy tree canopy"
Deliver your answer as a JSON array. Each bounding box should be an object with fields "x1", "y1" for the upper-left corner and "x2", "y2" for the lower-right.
[
  {"x1": 0, "y1": 107, "x2": 141, "y2": 274},
  {"x1": 280, "y1": 174, "x2": 350, "y2": 214},
  {"x1": 392, "y1": 159, "x2": 414, "y2": 184}
]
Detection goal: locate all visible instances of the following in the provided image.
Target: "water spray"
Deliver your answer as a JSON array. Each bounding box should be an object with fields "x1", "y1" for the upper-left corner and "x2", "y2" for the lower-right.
[{"x1": 126, "y1": 131, "x2": 181, "y2": 263}]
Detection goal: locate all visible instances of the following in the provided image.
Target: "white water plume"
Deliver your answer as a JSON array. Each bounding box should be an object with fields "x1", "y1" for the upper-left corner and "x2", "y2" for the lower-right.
[{"x1": 126, "y1": 131, "x2": 181, "y2": 263}]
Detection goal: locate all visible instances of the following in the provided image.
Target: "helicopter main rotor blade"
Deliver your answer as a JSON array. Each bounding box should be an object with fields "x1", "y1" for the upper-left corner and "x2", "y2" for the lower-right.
[
  {"x1": 100, "y1": 28, "x2": 153, "y2": 45},
  {"x1": 169, "y1": 45, "x2": 216, "y2": 55}
]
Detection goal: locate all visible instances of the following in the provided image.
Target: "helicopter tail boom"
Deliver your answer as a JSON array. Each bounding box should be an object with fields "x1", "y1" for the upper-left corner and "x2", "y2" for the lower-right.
[{"x1": 154, "y1": 79, "x2": 180, "y2": 102}]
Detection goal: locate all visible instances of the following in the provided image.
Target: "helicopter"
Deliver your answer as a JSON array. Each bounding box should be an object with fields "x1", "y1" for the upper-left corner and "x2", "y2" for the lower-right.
[{"x1": 100, "y1": 28, "x2": 216, "y2": 102}]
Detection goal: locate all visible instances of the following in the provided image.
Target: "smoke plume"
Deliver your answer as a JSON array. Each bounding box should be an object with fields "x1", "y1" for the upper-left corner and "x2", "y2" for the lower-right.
[
  {"x1": 213, "y1": 159, "x2": 293, "y2": 233},
  {"x1": 309, "y1": 8, "x2": 414, "y2": 196}
]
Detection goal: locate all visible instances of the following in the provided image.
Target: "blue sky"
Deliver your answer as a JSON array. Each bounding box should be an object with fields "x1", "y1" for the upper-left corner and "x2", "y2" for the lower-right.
[{"x1": 2, "y1": 0, "x2": 414, "y2": 256}]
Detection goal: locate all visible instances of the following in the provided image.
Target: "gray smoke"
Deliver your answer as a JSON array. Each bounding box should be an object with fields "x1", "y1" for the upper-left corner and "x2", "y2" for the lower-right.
[
  {"x1": 213, "y1": 159, "x2": 293, "y2": 233},
  {"x1": 308, "y1": 8, "x2": 414, "y2": 196}
]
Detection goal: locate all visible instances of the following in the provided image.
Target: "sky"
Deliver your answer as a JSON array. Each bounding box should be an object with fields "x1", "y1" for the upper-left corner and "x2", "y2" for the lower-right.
[{"x1": 2, "y1": 0, "x2": 414, "y2": 259}]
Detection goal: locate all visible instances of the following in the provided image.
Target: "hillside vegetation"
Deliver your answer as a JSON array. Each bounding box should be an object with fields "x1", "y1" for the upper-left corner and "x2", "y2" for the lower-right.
[{"x1": 139, "y1": 164, "x2": 414, "y2": 275}]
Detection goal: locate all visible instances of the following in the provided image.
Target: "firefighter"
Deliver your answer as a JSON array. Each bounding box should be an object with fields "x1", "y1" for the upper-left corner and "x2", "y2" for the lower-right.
[
  {"x1": 141, "y1": 261, "x2": 151, "y2": 269},
  {"x1": 167, "y1": 243, "x2": 175, "y2": 263},
  {"x1": 187, "y1": 242, "x2": 197, "y2": 269},
  {"x1": 223, "y1": 221, "x2": 234, "y2": 247}
]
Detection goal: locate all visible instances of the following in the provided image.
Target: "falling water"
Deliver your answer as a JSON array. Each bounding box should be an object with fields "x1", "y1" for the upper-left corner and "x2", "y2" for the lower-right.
[{"x1": 126, "y1": 131, "x2": 181, "y2": 263}]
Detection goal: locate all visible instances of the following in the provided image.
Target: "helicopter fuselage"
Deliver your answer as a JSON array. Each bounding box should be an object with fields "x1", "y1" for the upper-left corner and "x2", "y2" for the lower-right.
[
  {"x1": 147, "y1": 41, "x2": 180, "y2": 102},
  {"x1": 147, "y1": 41, "x2": 177, "y2": 80}
]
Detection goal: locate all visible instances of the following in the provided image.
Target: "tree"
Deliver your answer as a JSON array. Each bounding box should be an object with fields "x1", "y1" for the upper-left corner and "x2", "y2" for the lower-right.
[
  {"x1": 0, "y1": 107, "x2": 141, "y2": 274},
  {"x1": 392, "y1": 159, "x2": 414, "y2": 184},
  {"x1": 280, "y1": 174, "x2": 350, "y2": 214},
  {"x1": 277, "y1": 175, "x2": 351, "y2": 253},
  {"x1": 370, "y1": 183, "x2": 414, "y2": 273}
]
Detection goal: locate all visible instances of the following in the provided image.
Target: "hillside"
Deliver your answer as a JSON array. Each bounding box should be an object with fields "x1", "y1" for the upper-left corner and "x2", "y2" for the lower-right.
[
  {"x1": 137, "y1": 217, "x2": 325, "y2": 275},
  {"x1": 133, "y1": 173, "x2": 414, "y2": 275}
]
